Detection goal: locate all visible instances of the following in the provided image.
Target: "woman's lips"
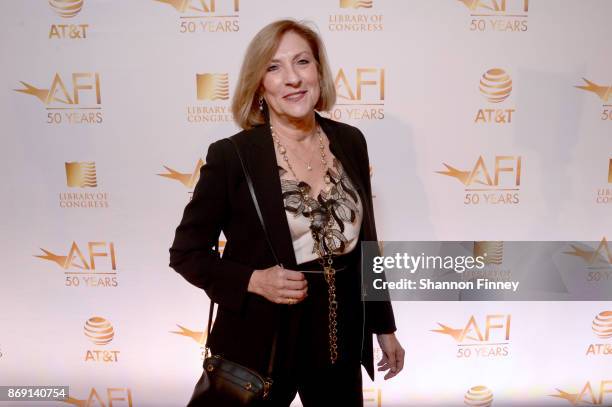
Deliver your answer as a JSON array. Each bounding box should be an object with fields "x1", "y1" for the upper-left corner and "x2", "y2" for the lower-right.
[{"x1": 284, "y1": 90, "x2": 307, "y2": 101}]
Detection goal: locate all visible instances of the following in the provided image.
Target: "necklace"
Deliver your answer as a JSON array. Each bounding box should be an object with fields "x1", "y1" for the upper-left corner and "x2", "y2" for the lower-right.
[
  {"x1": 270, "y1": 125, "x2": 327, "y2": 175},
  {"x1": 285, "y1": 137, "x2": 317, "y2": 171},
  {"x1": 271, "y1": 123, "x2": 339, "y2": 364}
]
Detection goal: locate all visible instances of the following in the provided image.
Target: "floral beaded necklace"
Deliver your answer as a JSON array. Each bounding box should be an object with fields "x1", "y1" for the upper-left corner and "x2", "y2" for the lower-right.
[{"x1": 270, "y1": 124, "x2": 340, "y2": 364}]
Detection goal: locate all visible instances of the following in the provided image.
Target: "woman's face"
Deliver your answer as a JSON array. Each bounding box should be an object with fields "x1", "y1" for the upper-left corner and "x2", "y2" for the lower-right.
[{"x1": 261, "y1": 31, "x2": 321, "y2": 123}]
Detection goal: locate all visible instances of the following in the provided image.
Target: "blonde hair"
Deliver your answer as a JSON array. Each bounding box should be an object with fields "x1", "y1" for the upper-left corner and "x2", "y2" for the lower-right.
[{"x1": 231, "y1": 19, "x2": 336, "y2": 130}]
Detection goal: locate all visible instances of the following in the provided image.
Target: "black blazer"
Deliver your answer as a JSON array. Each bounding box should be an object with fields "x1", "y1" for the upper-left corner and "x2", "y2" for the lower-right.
[{"x1": 169, "y1": 113, "x2": 396, "y2": 381}]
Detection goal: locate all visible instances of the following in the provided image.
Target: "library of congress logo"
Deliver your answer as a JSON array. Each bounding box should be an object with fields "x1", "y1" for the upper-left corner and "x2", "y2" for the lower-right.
[
  {"x1": 187, "y1": 73, "x2": 233, "y2": 123},
  {"x1": 60, "y1": 162, "x2": 109, "y2": 208},
  {"x1": 329, "y1": 0, "x2": 383, "y2": 32},
  {"x1": 594, "y1": 159, "x2": 612, "y2": 204},
  {"x1": 66, "y1": 162, "x2": 96, "y2": 188}
]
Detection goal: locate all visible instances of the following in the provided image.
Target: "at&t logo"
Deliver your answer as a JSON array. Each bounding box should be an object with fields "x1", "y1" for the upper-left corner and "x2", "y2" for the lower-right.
[
  {"x1": 84, "y1": 316, "x2": 120, "y2": 363},
  {"x1": 474, "y1": 68, "x2": 516, "y2": 124},
  {"x1": 585, "y1": 311, "x2": 612, "y2": 356},
  {"x1": 48, "y1": 0, "x2": 89, "y2": 40},
  {"x1": 465, "y1": 386, "x2": 493, "y2": 407}
]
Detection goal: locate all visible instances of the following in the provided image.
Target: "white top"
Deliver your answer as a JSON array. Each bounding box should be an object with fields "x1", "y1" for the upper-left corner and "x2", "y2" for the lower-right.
[{"x1": 278, "y1": 157, "x2": 363, "y2": 265}]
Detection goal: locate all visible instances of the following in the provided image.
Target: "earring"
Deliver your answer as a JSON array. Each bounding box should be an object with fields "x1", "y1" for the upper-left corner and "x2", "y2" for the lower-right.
[{"x1": 258, "y1": 96, "x2": 264, "y2": 111}]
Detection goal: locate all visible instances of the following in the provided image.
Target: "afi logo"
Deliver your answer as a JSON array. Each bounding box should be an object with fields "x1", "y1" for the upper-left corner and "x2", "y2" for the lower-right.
[
  {"x1": 157, "y1": 159, "x2": 204, "y2": 189},
  {"x1": 335, "y1": 68, "x2": 385, "y2": 102},
  {"x1": 171, "y1": 324, "x2": 206, "y2": 344},
  {"x1": 564, "y1": 238, "x2": 612, "y2": 269},
  {"x1": 432, "y1": 315, "x2": 511, "y2": 342},
  {"x1": 575, "y1": 78, "x2": 612, "y2": 103},
  {"x1": 15, "y1": 73, "x2": 101, "y2": 106},
  {"x1": 155, "y1": 0, "x2": 239, "y2": 13},
  {"x1": 551, "y1": 381, "x2": 612, "y2": 405},
  {"x1": 458, "y1": 0, "x2": 529, "y2": 12},
  {"x1": 63, "y1": 388, "x2": 133, "y2": 407},
  {"x1": 437, "y1": 156, "x2": 522, "y2": 188},
  {"x1": 35, "y1": 242, "x2": 117, "y2": 270}
]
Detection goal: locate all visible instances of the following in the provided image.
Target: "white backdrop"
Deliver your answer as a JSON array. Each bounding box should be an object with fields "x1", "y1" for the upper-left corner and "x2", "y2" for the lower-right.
[{"x1": 1, "y1": 1, "x2": 612, "y2": 406}]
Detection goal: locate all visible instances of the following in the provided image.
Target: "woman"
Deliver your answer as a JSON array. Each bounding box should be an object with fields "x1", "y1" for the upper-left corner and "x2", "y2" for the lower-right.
[{"x1": 169, "y1": 19, "x2": 404, "y2": 406}]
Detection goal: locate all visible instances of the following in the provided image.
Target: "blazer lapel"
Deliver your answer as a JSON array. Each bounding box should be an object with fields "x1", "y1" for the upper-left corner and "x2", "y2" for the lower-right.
[
  {"x1": 317, "y1": 114, "x2": 375, "y2": 242},
  {"x1": 244, "y1": 125, "x2": 298, "y2": 268}
]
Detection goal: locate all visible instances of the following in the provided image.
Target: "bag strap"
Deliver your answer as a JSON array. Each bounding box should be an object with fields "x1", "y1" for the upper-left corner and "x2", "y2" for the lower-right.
[{"x1": 204, "y1": 137, "x2": 281, "y2": 379}]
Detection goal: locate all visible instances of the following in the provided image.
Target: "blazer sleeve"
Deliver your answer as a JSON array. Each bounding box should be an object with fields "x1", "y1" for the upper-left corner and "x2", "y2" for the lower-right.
[
  {"x1": 356, "y1": 128, "x2": 397, "y2": 335},
  {"x1": 169, "y1": 139, "x2": 254, "y2": 315}
]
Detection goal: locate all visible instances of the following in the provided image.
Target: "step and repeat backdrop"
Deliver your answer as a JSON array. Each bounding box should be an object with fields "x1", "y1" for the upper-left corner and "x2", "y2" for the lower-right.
[{"x1": 1, "y1": 0, "x2": 612, "y2": 406}]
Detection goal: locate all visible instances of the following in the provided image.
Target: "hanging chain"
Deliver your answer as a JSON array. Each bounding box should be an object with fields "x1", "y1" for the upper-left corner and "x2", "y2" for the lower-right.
[
  {"x1": 271, "y1": 123, "x2": 338, "y2": 365},
  {"x1": 311, "y1": 211, "x2": 338, "y2": 365}
]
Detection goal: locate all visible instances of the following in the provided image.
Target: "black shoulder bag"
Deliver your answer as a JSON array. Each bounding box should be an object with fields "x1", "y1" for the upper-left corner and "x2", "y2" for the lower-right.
[{"x1": 187, "y1": 137, "x2": 282, "y2": 406}]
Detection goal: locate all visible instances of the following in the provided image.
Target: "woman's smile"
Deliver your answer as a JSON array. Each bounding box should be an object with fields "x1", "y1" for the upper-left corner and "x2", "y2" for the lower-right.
[{"x1": 284, "y1": 90, "x2": 307, "y2": 101}]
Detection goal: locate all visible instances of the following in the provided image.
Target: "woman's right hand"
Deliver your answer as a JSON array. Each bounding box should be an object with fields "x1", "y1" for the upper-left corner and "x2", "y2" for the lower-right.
[{"x1": 247, "y1": 265, "x2": 308, "y2": 305}]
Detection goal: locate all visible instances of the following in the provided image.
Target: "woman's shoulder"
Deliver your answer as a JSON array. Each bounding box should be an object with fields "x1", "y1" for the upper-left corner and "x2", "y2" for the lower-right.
[
  {"x1": 206, "y1": 125, "x2": 265, "y2": 153},
  {"x1": 317, "y1": 114, "x2": 367, "y2": 149},
  {"x1": 318, "y1": 114, "x2": 361, "y2": 133}
]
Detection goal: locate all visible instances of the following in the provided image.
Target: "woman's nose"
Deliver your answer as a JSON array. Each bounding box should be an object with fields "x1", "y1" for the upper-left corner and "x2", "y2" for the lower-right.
[{"x1": 284, "y1": 65, "x2": 301, "y2": 86}]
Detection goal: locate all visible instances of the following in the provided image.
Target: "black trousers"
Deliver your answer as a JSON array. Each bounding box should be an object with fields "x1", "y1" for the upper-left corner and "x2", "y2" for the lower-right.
[
  {"x1": 260, "y1": 251, "x2": 364, "y2": 406},
  {"x1": 255, "y1": 360, "x2": 363, "y2": 407}
]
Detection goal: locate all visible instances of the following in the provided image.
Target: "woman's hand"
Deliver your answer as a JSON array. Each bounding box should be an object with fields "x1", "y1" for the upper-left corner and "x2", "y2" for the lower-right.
[
  {"x1": 247, "y1": 265, "x2": 308, "y2": 305},
  {"x1": 376, "y1": 332, "x2": 405, "y2": 380}
]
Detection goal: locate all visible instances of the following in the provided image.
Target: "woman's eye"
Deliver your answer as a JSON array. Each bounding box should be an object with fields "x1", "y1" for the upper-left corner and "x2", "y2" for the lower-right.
[
  {"x1": 267, "y1": 65, "x2": 278, "y2": 72},
  {"x1": 298, "y1": 59, "x2": 310, "y2": 64}
]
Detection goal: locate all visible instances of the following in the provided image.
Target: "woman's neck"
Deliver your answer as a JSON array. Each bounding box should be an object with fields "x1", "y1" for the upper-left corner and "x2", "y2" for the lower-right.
[{"x1": 269, "y1": 112, "x2": 317, "y2": 143}]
